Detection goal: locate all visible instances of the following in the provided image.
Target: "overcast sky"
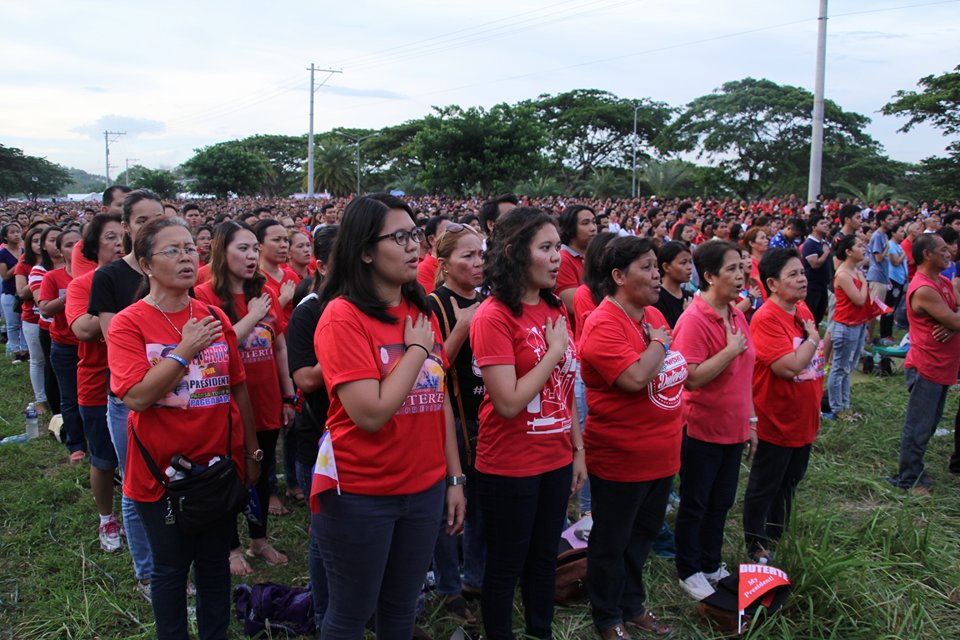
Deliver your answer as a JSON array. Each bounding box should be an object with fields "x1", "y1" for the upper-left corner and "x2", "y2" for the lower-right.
[{"x1": 2, "y1": 0, "x2": 958, "y2": 177}]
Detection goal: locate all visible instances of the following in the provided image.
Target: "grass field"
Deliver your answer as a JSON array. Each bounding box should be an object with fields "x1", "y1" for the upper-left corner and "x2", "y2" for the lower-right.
[{"x1": 1, "y1": 356, "x2": 958, "y2": 639}]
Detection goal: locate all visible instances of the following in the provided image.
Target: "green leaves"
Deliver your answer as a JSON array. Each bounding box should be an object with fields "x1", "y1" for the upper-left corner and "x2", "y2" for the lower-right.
[
  {"x1": 182, "y1": 143, "x2": 270, "y2": 198},
  {"x1": 0, "y1": 145, "x2": 71, "y2": 200}
]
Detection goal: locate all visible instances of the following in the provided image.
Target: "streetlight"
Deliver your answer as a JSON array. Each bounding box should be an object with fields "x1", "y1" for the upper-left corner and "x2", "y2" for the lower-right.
[
  {"x1": 631, "y1": 103, "x2": 643, "y2": 199},
  {"x1": 334, "y1": 131, "x2": 380, "y2": 196}
]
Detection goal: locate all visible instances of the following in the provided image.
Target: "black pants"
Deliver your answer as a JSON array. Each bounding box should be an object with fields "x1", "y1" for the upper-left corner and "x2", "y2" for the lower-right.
[
  {"x1": 232, "y1": 428, "x2": 279, "y2": 545},
  {"x1": 805, "y1": 288, "x2": 829, "y2": 327},
  {"x1": 586, "y1": 473, "x2": 672, "y2": 631},
  {"x1": 478, "y1": 464, "x2": 571, "y2": 640},
  {"x1": 674, "y1": 436, "x2": 743, "y2": 579},
  {"x1": 948, "y1": 398, "x2": 960, "y2": 473},
  {"x1": 879, "y1": 282, "x2": 905, "y2": 339},
  {"x1": 742, "y1": 441, "x2": 811, "y2": 555},
  {"x1": 38, "y1": 327, "x2": 60, "y2": 414}
]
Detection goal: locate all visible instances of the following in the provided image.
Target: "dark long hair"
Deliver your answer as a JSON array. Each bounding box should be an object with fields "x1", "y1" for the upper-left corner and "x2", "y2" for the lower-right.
[
  {"x1": 22, "y1": 225, "x2": 45, "y2": 267},
  {"x1": 558, "y1": 204, "x2": 595, "y2": 246},
  {"x1": 38, "y1": 225, "x2": 63, "y2": 270},
  {"x1": 583, "y1": 232, "x2": 617, "y2": 305},
  {"x1": 318, "y1": 194, "x2": 429, "y2": 323},
  {"x1": 208, "y1": 221, "x2": 266, "y2": 323},
  {"x1": 483, "y1": 206, "x2": 562, "y2": 316},
  {"x1": 82, "y1": 213, "x2": 122, "y2": 263}
]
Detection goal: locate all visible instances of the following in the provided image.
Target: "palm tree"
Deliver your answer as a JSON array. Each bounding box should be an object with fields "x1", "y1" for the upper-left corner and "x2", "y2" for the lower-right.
[
  {"x1": 514, "y1": 173, "x2": 563, "y2": 197},
  {"x1": 640, "y1": 159, "x2": 693, "y2": 198},
  {"x1": 305, "y1": 141, "x2": 354, "y2": 197},
  {"x1": 579, "y1": 168, "x2": 630, "y2": 198},
  {"x1": 831, "y1": 180, "x2": 916, "y2": 207}
]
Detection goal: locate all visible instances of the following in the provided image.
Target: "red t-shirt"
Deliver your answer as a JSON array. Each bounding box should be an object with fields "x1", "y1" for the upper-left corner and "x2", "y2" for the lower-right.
[
  {"x1": 833, "y1": 275, "x2": 872, "y2": 326},
  {"x1": 556, "y1": 247, "x2": 584, "y2": 296},
  {"x1": 71, "y1": 241, "x2": 97, "y2": 278},
  {"x1": 901, "y1": 238, "x2": 916, "y2": 282},
  {"x1": 38, "y1": 267, "x2": 77, "y2": 346},
  {"x1": 314, "y1": 297, "x2": 448, "y2": 495},
  {"x1": 572, "y1": 284, "x2": 598, "y2": 344},
  {"x1": 264, "y1": 266, "x2": 298, "y2": 327},
  {"x1": 195, "y1": 283, "x2": 285, "y2": 431},
  {"x1": 417, "y1": 253, "x2": 439, "y2": 294},
  {"x1": 108, "y1": 300, "x2": 246, "y2": 502},
  {"x1": 471, "y1": 297, "x2": 576, "y2": 477},
  {"x1": 14, "y1": 261, "x2": 38, "y2": 324},
  {"x1": 905, "y1": 271, "x2": 960, "y2": 385},
  {"x1": 579, "y1": 300, "x2": 688, "y2": 481},
  {"x1": 196, "y1": 263, "x2": 212, "y2": 285},
  {"x1": 28, "y1": 264, "x2": 51, "y2": 327},
  {"x1": 749, "y1": 257, "x2": 770, "y2": 303},
  {"x1": 672, "y1": 296, "x2": 755, "y2": 444},
  {"x1": 66, "y1": 271, "x2": 108, "y2": 407},
  {"x1": 749, "y1": 300, "x2": 824, "y2": 447}
]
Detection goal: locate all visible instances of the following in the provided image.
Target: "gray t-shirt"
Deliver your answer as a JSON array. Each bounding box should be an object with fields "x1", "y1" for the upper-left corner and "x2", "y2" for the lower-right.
[{"x1": 866, "y1": 230, "x2": 890, "y2": 284}]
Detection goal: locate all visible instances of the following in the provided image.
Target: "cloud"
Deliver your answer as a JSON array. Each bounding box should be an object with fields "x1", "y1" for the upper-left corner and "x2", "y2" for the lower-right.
[
  {"x1": 82, "y1": 86, "x2": 108, "y2": 93},
  {"x1": 838, "y1": 30, "x2": 905, "y2": 40},
  {"x1": 72, "y1": 115, "x2": 165, "y2": 139},
  {"x1": 323, "y1": 86, "x2": 406, "y2": 100}
]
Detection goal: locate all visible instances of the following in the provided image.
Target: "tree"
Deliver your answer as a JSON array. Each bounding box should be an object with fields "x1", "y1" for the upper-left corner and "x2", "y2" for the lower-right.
[
  {"x1": 182, "y1": 143, "x2": 270, "y2": 198},
  {"x1": 229, "y1": 134, "x2": 307, "y2": 197},
  {"x1": 658, "y1": 78, "x2": 878, "y2": 199},
  {"x1": 413, "y1": 103, "x2": 547, "y2": 196},
  {"x1": 0, "y1": 145, "x2": 70, "y2": 199},
  {"x1": 530, "y1": 90, "x2": 671, "y2": 191},
  {"x1": 639, "y1": 159, "x2": 695, "y2": 198},
  {"x1": 307, "y1": 139, "x2": 355, "y2": 197},
  {"x1": 578, "y1": 167, "x2": 631, "y2": 199},
  {"x1": 831, "y1": 180, "x2": 914, "y2": 207},
  {"x1": 63, "y1": 167, "x2": 107, "y2": 194},
  {"x1": 132, "y1": 168, "x2": 180, "y2": 199}
]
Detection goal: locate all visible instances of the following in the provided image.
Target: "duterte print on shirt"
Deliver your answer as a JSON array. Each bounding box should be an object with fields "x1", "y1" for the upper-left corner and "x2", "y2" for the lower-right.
[
  {"x1": 239, "y1": 318, "x2": 276, "y2": 364},
  {"x1": 378, "y1": 343, "x2": 446, "y2": 416},
  {"x1": 146, "y1": 341, "x2": 232, "y2": 409},
  {"x1": 523, "y1": 325, "x2": 575, "y2": 435}
]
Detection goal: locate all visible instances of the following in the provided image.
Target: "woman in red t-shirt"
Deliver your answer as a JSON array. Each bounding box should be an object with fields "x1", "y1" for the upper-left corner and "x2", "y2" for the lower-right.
[
  {"x1": 742, "y1": 227, "x2": 770, "y2": 306},
  {"x1": 108, "y1": 217, "x2": 259, "y2": 640},
  {"x1": 255, "y1": 219, "x2": 297, "y2": 319},
  {"x1": 672, "y1": 241, "x2": 756, "y2": 602},
  {"x1": 32, "y1": 225, "x2": 67, "y2": 417},
  {"x1": 743, "y1": 248, "x2": 824, "y2": 564},
  {"x1": 578, "y1": 236, "x2": 685, "y2": 638},
  {"x1": 312, "y1": 194, "x2": 465, "y2": 639},
  {"x1": 15, "y1": 226, "x2": 48, "y2": 406},
  {"x1": 827, "y1": 235, "x2": 872, "y2": 421},
  {"x1": 195, "y1": 221, "x2": 295, "y2": 576},
  {"x1": 470, "y1": 207, "x2": 586, "y2": 640},
  {"x1": 287, "y1": 230, "x2": 313, "y2": 280}
]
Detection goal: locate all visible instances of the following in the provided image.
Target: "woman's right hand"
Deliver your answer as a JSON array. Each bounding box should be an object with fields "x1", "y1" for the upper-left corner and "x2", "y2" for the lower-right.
[
  {"x1": 247, "y1": 293, "x2": 272, "y2": 322},
  {"x1": 180, "y1": 315, "x2": 223, "y2": 358},
  {"x1": 404, "y1": 314, "x2": 435, "y2": 353},
  {"x1": 453, "y1": 301, "x2": 479, "y2": 328},
  {"x1": 647, "y1": 324, "x2": 672, "y2": 350},
  {"x1": 544, "y1": 316, "x2": 569, "y2": 359},
  {"x1": 723, "y1": 316, "x2": 747, "y2": 355}
]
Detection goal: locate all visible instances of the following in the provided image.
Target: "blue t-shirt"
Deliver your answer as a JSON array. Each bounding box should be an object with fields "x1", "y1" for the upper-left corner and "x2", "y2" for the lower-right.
[
  {"x1": 802, "y1": 236, "x2": 831, "y2": 292},
  {"x1": 0, "y1": 248, "x2": 19, "y2": 296},
  {"x1": 866, "y1": 230, "x2": 890, "y2": 284},
  {"x1": 887, "y1": 241, "x2": 907, "y2": 285}
]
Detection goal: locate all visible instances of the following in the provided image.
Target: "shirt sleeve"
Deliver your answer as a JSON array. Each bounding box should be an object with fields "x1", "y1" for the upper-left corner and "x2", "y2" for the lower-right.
[
  {"x1": 580, "y1": 310, "x2": 643, "y2": 386},
  {"x1": 314, "y1": 303, "x2": 380, "y2": 389},
  {"x1": 672, "y1": 311, "x2": 710, "y2": 366},
  {"x1": 751, "y1": 310, "x2": 796, "y2": 366},
  {"x1": 470, "y1": 302, "x2": 516, "y2": 367},
  {"x1": 38, "y1": 271, "x2": 58, "y2": 303}
]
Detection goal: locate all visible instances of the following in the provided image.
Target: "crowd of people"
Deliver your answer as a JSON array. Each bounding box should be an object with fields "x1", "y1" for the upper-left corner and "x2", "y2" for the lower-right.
[{"x1": 1, "y1": 188, "x2": 959, "y2": 640}]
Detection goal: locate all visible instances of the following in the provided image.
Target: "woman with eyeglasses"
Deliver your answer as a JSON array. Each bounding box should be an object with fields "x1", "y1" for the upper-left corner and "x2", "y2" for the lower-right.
[
  {"x1": 312, "y1": 194, "x2": 465, "y2": 639},
  {"x1": 107, "y1": 216, "x2": 259, "y2": 640},
  {"x1": 195, "y1": 221, "x2": 295, "y2": 576},
  {"x1": 470, "y1": 207, "x2": 587, "y2": 640}
]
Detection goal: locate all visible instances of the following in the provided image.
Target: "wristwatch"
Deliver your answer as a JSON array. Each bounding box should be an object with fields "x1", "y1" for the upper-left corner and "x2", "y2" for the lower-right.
[
  {"x1": 446, "y1": 474, "x2": 467, "y2": 487},
  {"x1": 245, "y1": 448, "x2": 264, "y2": 462}
]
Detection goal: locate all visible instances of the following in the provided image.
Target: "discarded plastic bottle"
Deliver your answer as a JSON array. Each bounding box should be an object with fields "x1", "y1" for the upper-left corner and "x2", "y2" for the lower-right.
[
  {"x1": 25, "y1": 403, "x2": 39, "y2": 440},
  {"x1": 1, "y1": 433, "x2": 30, "y2": 445}
]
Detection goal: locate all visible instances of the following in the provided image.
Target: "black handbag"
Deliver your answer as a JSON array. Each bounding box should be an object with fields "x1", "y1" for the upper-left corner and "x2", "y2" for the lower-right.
[{"x1": 132, "y1": 405, "x2": 247, "y2": 535}]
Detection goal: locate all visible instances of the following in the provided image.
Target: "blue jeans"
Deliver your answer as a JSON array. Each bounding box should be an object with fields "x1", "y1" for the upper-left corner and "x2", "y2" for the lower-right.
[
  {"x1": 317, "y1": 481, "x2": 445, "y2": 640},
  {"x1": 674, "y1": 436, "x2": 743, "y2": 579},
  {"x1": 478, "y1": 464, "x2": 572, "y2": 640},
  {"x1": 827, "y1": 321, "x2": 867, "y2": 413},
  {"x1": 135, "y1": 498, "x2": 234, "y2": 640},
  {"x1": 50, "y1": 341, "x2": 85, "y2": 454},
  {"x1": 296, "y1": 460, "x2": 328, "y2": 633},
  {"x1": 574, "y1": 366, "x2": 592, "y2": 514},
  {"x1": 22, "y1": 321, "x2": 46, "y2": 403},
  {"x1": 1, "y1": 293, "x2": 24, "y2": 353},
  {"x1": 107, "y1": 395, "x2": 153, "y2": 582},
  {"x1": 432, "y1": 418, "x2": 486, "y2": 595},
  {"x1": 894, "y1": 368, "x2": 952, "y2": 489}
]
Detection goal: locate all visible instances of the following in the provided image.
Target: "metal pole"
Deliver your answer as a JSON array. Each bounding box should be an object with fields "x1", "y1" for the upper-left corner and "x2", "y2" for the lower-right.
[
  {"x1": 355, "y1": 144, "x2": 361, "y2": 196},
  {"x1": 807, "y1": 0, "x2": 828, "y2": 206},
  {"x1": 306, "y1": 65, "x2": 342, "y2": 197},
  {"x1": 334, "y1": 131, "x2": 380, "y2": 196},
  {"x1": 631, "y1": 105, "x2": 639, "y2": 198},
  {"x1": 105, "y1": 132, "x2": 110, "y2": 187}
]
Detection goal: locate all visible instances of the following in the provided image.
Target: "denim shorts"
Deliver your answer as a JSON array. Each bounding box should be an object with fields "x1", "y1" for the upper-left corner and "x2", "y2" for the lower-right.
[{"x1": 79, "y1": 404, "x2": 118, "y2": 471}]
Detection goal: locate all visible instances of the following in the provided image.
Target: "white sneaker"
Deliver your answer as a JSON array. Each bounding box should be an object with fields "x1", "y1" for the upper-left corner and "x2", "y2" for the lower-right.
[
  {"x1": 98, "y1": 518, "x2": 123, "y2": 553},
  {"x1": 678, "y1": 572, "x2": 716, "y2": 601},
  {"x1": 574, "y1": 514, "x2": 593, "y2": 542},
  {"x1": 704, "y1": 563, "x2": 730, "y2": 585}
]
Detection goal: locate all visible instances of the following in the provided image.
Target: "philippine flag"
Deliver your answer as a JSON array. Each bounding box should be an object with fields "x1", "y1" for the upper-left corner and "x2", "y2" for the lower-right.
[{"x1": 309, "y1": 431, "x2": 340, "y2": 514}]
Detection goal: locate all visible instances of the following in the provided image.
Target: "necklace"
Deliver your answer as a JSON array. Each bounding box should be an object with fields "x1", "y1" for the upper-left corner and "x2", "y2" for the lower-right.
[
  {"x1": 605, "y1": 296, "x2": 648, "y2": 344},
  {"x1": 148, "y1": 295, "x2": 192, "y2": 337}
]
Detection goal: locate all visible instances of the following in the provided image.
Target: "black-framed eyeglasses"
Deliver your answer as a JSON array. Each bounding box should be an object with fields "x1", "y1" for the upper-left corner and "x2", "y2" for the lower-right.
[{"x1": 373, "y1": 227, "x2": 426, "y2": 246}]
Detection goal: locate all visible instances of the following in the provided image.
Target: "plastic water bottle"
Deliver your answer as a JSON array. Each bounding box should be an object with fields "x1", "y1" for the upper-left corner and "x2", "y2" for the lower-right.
[
  {"x1": 0, "y1": 433, "x2": 29, "y2": 445},
  {"x1": 164, "y1": 466, "x2": 186, "y2": 482},
  {"x1": 25, "y1": 403, "x2": 39, "y2": 440}
]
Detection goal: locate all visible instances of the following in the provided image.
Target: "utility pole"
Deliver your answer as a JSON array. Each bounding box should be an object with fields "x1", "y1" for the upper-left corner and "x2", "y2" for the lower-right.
[
  {"x1": 807, "y1": 0, "x2": 828, "y2": 206},
  {"x1": 334, "y1": 131, "x2": 380, "y2": 196},
  {"x1": 631, "y1": 103, "x2": 642, "y2": 199},
  {"x1": 103, "y1": 130, "x2": 126, "y2": 187},
  {"x1": 306, "y1": 64, "x2": 342, "y2": 197},
  {"x1": 125, "y1": 158, "x2": 139, "y2": 186}
]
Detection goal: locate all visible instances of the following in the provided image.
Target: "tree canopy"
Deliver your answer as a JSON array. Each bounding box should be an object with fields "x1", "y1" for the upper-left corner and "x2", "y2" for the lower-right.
[{"x1": 0, "y1": 145, "x2": 71, "y2": 200}]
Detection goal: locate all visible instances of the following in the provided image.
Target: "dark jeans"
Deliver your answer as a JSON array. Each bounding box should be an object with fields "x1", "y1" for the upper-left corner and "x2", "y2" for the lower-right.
[
  {"x1": 478, "y1": 464, "x2": 572, "y2": 640},
  {"x1": 135, "y1": 498, "x2": 234, "y2": 640},
  {"x1": 232, "y1": 428, "x2": 279, "y2": 545},
  {"x1": 742, "y1": 441, "x2": 811, "y2": 555},
  {"x1": 879, "y1": 281, "x2": 905, "y2": 339},
  {"x1": 675, "y1": 436, "x2": 743, "y2": 579},
  {"x1": 894, "y1": 368, "x2": 951, "y2": 489},
  {"x1": 49, "y1": 341, "x2": 85, "y2": 454},
  {"x1": 317, "y1": 481, "x2": 445, "y2": 640},
  {"x1": 39, "y1": 328, "x2": 60, "y2": 414},
  {"x1": 805, "y1": 287, "x2": 829, "y2": 327},
  {"x1": 950, "y1": 399, "x2": 960, "y2": 474},
  {"x1": 296, "y1": 460, "x2": 329, "y2": 633},
  {"x1": 586, "y1": 473, "x2": 672, "y2": 631}
]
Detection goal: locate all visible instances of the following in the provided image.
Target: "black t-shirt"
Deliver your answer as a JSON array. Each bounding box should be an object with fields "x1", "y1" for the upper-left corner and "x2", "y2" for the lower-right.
[
  {"x1": 654, "y1": 286, "x2": 692, "y2": 329},
  {"x1": 801, "y1": 236, "x2": 831, "y2": 292},
  {"x1": 427, "y1": 285, "x2": 484, "y2": 422},
  {"x1": 286, "y1": 293, "x2": 329, "y2": 467},
  {"x1": 88, "y1": 258, "x2": 148, "y2": 397}
]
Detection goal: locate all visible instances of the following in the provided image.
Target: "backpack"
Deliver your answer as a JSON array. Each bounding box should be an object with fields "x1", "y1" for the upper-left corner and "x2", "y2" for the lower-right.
[
  {"x1": 233, "y1": 582, "x2": 315, "y2": 637},
  {"x1": 554, "y1": 537, "x2": 588, "y2": 605}
]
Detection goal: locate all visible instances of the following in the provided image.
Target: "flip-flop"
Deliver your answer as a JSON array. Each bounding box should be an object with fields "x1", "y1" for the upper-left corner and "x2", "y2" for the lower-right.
[
  {"x1": 246, "y1": 544, "x2": 288, "y2": 566},
  {"x1": 229, "y1": 549, "x2": 254, "y2": 576},
  {"x1": 285, "y1": 487, "x2": 305, "y2": 502},
  {"x1": 267, "y1": 496, "x2": 289, "y2": 516}
]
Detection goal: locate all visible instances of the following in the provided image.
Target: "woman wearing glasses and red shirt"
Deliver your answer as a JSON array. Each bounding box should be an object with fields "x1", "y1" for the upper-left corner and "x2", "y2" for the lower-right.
[{"x1": 312, "y1": 194, "x2": 465, "y2": 640}]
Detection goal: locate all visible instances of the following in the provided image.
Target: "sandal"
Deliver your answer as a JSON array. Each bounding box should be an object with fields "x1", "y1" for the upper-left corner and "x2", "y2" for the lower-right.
[
  {"x1": 268, "y1": 495, "x2": 289, "y2": 516},
  {"x1": 229, "y1": 549, "x2": 254, "y2": 576},
  {"x1": 441, "y1": 595, "x2": 477, "y2": 625},
  {"x1": 68, "y1": 450, "x2": 86, "y2": 464},
  {"x1": 246, "y1": 542, "x2": 288, "y2": 566},
  {"x1": 285, "y1": 487, "x2": 305, "y2": 502},
  {"x1": 625, "y1": 611, "x2": 672, "y2": 637}
]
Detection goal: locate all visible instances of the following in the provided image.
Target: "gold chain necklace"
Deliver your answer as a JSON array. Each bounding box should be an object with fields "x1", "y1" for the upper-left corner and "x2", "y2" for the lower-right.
[{"x1": 147, "y1": 295, "x2": 192, "y2": 338}]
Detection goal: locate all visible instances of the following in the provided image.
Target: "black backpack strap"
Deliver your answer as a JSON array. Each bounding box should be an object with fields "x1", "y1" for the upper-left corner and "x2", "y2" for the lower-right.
[{"x1": 130, "y1": 422, "x2": 168, "y2": 488}]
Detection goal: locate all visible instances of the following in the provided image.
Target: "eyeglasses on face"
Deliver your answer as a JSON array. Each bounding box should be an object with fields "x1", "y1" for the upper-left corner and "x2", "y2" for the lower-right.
[
  {"x1": 373, "y1": 227, "x2": 426, "y2": 246},
  {"x1": 152, "y1": 245, "x2": 199, "y2": 258}
]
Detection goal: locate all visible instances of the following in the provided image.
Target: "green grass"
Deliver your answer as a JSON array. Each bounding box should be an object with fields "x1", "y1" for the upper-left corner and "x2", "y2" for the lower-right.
[{"x1": 1, "y1": 359, "x2": 958, "y2": 639}]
